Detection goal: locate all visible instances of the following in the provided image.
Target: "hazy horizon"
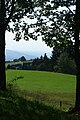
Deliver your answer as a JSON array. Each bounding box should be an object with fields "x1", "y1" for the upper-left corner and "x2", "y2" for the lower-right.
[{"x1": 6, "y1": 31, "x2": 52, "y2": 55}]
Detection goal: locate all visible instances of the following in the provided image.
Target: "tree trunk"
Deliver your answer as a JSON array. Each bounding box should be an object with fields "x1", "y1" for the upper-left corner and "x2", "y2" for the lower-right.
[
  {"x1": 75, "y1": 27, "x2": 80, "y2": 110},
  {"x1": 74, "y1": 0, "x2": 80, "y2": 111},
  {"x1": 0, "y1": 0, "x2": 6, "y2": 90}
]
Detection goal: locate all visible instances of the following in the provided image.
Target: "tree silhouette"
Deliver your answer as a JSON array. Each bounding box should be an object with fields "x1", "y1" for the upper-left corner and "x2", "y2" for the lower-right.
[
  {"x1": 32, "y1": 0, "x2": 80, "y2": 111},
  {"x1": 0, "y1": 0, "x2": 33, "y2": 90}
]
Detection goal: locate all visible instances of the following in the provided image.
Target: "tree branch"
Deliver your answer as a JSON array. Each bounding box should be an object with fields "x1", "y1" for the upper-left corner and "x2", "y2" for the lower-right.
[
  {"x1": 67, "y1": 6, "x2": 75, "y2": 15},
  {"x1": 5, "y1": 0, "x2": 15, "y2": 29}
]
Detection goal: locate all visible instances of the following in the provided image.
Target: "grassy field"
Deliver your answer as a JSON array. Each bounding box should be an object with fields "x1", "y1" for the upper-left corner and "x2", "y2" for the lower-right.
[
  {"x1": 5, "y1": 60, "x2": 33, "y2": 67},
  {"x1": 6, "y1": 70, "x2": 76, "y2": 110},
  {"x1": 0, "y1": 89, "x2": 79, "y2": 120}
]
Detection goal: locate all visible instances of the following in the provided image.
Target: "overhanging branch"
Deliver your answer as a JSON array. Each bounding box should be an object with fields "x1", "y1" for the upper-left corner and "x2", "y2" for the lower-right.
[
  {"x1": 67, "y1": 6, "x2": 75, "y2": 15},
  {"x1": 5, "y1": 0, "x2": 15, "y2": 29}
]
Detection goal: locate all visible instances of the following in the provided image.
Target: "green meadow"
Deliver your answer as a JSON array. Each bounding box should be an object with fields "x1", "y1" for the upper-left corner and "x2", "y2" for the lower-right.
[{"x1": 6, "y1": 70, "x2": 76, "y2": 110}]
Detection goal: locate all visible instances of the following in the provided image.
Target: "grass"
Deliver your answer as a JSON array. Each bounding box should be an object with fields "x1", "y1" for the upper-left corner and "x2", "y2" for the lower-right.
[
  {"x1": 0, "y1": 88, "x2": 80, "y2": 120},
  {"x1": 0, "y1": 70, "x2": 79, "y2": 120},
  {"x1": 6, "y1": 70, "x2": 76, "y2": 110},
  {"x1": 6, "y1": 70, "x2": 76, "y2": 93},
  {"x1": 5, "y1": 60, "x2": 33, "y2": 68},
  {"x1": 5, "y1": 61, "x2": 23, "y2": 66}
]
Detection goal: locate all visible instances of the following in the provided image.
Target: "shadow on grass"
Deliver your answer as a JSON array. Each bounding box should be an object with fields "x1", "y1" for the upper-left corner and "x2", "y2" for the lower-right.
[{"x1": 0, "y1": 88, "x2": 80, "y2": 120}]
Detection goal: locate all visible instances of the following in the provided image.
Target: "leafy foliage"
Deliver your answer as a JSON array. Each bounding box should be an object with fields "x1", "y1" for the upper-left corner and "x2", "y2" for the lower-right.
[
  {"x1": 5, "y1": 0, "x2": 35, "y2": 41},
  {"x1": 18, "y1": 56, "x2": 26, "y2": 61},
  {"x1": 31, "y1": 0, "x2": 76, "y2": 47},
  {"x1": 54, "y1": 52, "x2": 76, "y2": 74},
  {"x1": 4, "y1": 0, "x2": 76, "y2": 43}
]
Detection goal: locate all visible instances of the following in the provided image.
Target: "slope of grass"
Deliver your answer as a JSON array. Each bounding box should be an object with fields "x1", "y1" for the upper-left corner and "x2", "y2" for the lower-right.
[
  {"x1": 6, "y1": 70, "x2": 76, "y2": 93},
  {"x1": 6, "y1": 70, "x2": 76, "y2": 110},
  {"x1": 0, "y1": 89, "x2": 80, "y2": 120}
]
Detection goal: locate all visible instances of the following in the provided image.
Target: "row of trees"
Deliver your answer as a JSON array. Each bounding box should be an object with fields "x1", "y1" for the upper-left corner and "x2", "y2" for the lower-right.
[
  {"x1": 7, "y1": 53, "x2": 50, "y2": 71},
  {"x1": 32, "y1": 51, "x2": 76, "y2": 74},
  {"x1": 7, "y1": 51, "x2": 76, "y2": 75}
]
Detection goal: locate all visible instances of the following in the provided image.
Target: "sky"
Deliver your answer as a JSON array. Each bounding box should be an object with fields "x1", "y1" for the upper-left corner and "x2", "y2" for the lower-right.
[{"x1": 5, "y1": 31, "x2": 52, "y2": 57}]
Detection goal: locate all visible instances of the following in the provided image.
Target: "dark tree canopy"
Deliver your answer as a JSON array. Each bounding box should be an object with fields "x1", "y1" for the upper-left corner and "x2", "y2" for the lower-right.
[
  {"x1": 26, "y1": 0, "x2": 75, "y2": 48},
  {"x1": 18, "y1": 56, "x2": 26, "y2": 61},
  {"x1": 4, "y1": 0, "x2": 76, "y2": 45},
  {"x1": 0, "y1": 0, "x2": 37, "y2": 90},
  {"x1": 5, "y1": 0, "x2": 35, "y2": 41},
  {"x1": 24, "y1": 0, "x2": 80, "y2": 111}
]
